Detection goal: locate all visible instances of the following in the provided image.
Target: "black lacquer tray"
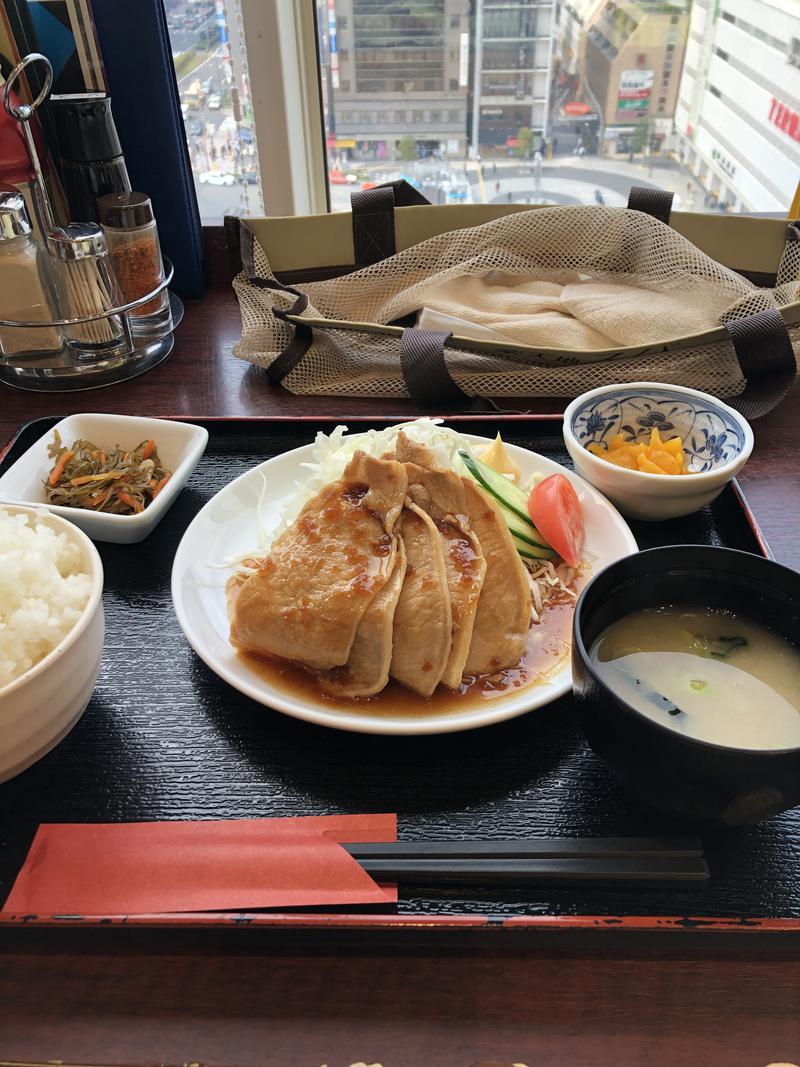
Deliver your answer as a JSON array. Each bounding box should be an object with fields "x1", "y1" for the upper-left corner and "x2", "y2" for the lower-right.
[{"x1": 1, "y1": 415, "x2": 798, "y2": 943}]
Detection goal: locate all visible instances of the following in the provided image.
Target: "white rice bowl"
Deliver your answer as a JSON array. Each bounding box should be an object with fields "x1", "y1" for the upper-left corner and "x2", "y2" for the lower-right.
[
  {"x1": 0, "y1": 508, "x2": 93, "y2": 688},
  {"x1": 0, "y1": 505, "x2": 104, "y2": 781}
]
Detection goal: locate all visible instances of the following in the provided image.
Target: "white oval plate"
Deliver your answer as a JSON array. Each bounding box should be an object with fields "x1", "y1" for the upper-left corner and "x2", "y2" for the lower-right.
[{"x1": 171, "y1": 434, "x2": 637, "y2": 735}]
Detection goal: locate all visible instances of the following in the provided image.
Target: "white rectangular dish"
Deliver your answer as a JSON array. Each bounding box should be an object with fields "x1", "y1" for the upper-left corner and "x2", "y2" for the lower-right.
[{"x1": 0, "y1": 413, "x2": 208, "y2": 543}]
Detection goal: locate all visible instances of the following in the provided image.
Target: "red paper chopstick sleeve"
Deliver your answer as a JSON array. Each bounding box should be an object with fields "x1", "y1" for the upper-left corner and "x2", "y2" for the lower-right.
[{"x1": 2, "y1": 814, "x2": 397, "y2": 915}]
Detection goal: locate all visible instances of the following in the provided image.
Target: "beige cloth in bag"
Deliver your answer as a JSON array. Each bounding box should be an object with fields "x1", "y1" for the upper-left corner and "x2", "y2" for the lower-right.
[{"x1": 413, "y1": 270, "x2": 736, "y2": 349}]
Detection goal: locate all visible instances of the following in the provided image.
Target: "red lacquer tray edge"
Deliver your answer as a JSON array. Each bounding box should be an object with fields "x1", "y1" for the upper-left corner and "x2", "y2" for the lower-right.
[{"x1": 1, "y1": 911, "x2": 799, "y2": 933}]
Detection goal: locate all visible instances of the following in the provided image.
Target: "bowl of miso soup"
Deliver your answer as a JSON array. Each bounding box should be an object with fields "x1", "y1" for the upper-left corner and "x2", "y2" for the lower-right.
[{"x1": 572, "y1": 545, "x2": 800, "y2": 825}]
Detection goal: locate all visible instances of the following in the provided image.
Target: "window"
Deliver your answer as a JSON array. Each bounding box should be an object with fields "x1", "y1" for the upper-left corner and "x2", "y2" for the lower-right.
[
  {"x1": 164, "y1": 0, "x2": 262, "y2": 223},
  {"x1": 168, "y1": 0, "x2": 800, "y2": 219}
]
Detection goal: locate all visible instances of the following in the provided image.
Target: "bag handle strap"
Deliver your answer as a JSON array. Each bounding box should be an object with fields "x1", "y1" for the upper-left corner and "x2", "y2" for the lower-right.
[
  {"x1": 627, "y1": 186, "x2": 674, "y2": 225},
  {"x1": 351, "y1": 180, "x2": 431, "y2": 268},
  {"x1": 400, "y1": 327, "x2": 471, "y2": 407},
  {"x1": 235, "y1": 219, "x2": 314, "y2": 385},
  {"x1": 725, "y1": 307, "x2": 797, "y2": 418}
]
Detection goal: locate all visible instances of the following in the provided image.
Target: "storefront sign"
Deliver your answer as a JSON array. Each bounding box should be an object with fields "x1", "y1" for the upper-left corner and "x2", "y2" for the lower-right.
[
  {"x1": 328, "y1": 0, "x2": 339, "y2": 90},
  {"x1": 618, "y1": 69, "x2": 654, "y2": 98},
  {"x1": 711, "y1": 146, "x2": 736, "y2": 178},
  {"x1": 769, "y1": 96, "x2": 800, "y2": 142},
  {"x1": 617, "y1": 69, "x2": 653, "y2": 118},
  {"x1": 459, "y1": 31, "x2": 470, "y2": 87}
]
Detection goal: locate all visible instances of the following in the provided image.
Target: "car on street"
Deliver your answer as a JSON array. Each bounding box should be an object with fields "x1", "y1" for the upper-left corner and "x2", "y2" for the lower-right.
[
  {"x1": 207, "y1": 94, "x2": 221, "y2": 110},
  {"x1": 198, "y1": 171, "x2": 236, "y2": 186}
]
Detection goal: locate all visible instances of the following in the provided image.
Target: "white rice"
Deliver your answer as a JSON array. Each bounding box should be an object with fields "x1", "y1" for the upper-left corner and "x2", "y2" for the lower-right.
[{"x1": 0, "y1": 509, "x2": 92, "y2": 689}]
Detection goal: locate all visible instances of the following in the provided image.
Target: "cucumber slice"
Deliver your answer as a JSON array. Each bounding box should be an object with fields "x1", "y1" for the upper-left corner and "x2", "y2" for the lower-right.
[
  {"x1": 503, "y1": 501, "x2": 553, "y2": 548},
  {"x1": 513, "y1": 535, "x2": 558, "y2": 561},
  {"x1": 459, "y1": 450, "x2": 551, "y2": 550}
]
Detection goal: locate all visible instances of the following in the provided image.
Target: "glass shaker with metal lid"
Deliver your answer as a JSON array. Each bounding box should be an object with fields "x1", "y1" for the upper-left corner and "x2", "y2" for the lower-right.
[
  {"x1": 48, "y1": 223, "x2": 126, "y2": 357},
  {"x1": 0, "y1": 190, "x2": 62, "y2": 358},
  {"x1": 98, "y1": 191, "x2": 171, "y2": 337}
]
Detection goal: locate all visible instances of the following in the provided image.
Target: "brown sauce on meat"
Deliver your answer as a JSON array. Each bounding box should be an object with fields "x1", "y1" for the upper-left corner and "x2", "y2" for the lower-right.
[{"x1": 238, "y1": 600, "x2": 575, "y2": 718}]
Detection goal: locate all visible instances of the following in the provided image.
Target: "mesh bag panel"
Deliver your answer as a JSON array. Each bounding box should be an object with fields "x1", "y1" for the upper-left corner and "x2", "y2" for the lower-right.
[{"x1": 232, "y1": 204, "x2": 800, "y2": 400}]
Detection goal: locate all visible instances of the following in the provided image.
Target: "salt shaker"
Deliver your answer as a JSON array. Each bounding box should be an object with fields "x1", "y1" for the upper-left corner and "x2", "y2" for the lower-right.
[
  {"x1": 0, "y1": 190, "x2": 62, "y2": 358},
  {"x1": 98, "y1": 191, "x2": 171, "y2": 337},
  {"x1": 48, "y1": 224, "x2": 126, "y2": 357}
]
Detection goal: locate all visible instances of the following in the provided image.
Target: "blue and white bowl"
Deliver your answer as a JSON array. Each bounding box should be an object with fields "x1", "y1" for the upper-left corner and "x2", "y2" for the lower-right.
[{"x1": 563, "y1": 383, "x2": 754, "y2": 521}]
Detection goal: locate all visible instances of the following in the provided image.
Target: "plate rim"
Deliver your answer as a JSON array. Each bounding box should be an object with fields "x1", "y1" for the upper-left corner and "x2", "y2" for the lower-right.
[{"x1": 171, "y1": 432, "x2": 638, "y2": 735}]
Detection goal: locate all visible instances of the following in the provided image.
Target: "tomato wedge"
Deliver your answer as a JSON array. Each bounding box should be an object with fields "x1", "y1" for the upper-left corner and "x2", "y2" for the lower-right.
[{"x1": 527, "y1": 474, "x2": 585, "y2": 567}]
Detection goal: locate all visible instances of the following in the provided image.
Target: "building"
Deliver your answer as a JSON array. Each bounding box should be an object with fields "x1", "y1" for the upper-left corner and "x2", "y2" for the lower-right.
[
  {"x1": 318, "y1": 1, "x2": 558, "y2": 161},
  {"x1": 471, "y1": 0, "x2": 556, "y2": 154},
  {"x1": 675, "y1": 0, "x2": 800, "y2": 211},
  {"x1": 320, "y1": 0, "x2": 471, "y2": 161},
  {"x1": 581, "y1": 0, "x2": 690, "y2": 146},
  {"x1": 556, "y1": 0, "x2": 604, "y2": 84}
]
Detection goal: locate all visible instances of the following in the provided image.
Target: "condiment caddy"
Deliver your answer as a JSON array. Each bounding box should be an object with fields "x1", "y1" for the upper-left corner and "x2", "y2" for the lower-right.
[{"x1": 0, "y1": 53, "x2": 182, "y2": 391}]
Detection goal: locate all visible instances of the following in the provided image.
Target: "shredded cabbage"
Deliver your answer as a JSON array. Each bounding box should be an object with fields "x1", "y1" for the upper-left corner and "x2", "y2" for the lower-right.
[{"x1": 269, "y1": 418, "x2": 474, "y2": 548}]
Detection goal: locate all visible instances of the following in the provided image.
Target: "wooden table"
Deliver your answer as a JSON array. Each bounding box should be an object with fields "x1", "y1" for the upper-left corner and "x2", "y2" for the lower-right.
[{"x1": 1, "y1": 283, "x2": 799, "y2": 1067}]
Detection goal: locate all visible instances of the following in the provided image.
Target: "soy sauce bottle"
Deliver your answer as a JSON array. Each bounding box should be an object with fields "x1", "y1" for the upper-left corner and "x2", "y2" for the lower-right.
[{"x1": 51, "y1": 97, "x2": 131, "y2": 223}]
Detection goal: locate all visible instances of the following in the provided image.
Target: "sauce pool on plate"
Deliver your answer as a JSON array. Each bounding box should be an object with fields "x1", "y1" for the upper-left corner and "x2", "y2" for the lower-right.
[{"x1": 240, "y1": 600, "x2": 575, "y2": 717}]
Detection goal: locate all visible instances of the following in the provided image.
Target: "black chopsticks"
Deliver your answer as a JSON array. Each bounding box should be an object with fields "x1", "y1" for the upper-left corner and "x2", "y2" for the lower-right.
[{"x1": 342, "y1": 837, "x2": 709, "y2": 886}]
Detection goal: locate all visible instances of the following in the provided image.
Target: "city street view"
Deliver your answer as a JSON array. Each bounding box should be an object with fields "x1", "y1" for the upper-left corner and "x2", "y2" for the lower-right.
[{"x1": 166, "y1": 0, "x2": 800, "y2": 222}]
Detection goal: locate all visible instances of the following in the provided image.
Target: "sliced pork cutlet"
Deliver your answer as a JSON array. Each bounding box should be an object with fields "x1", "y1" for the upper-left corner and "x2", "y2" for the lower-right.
[
  {"x1": 390, "y1": 433, "x2": 530, "y2": 677},
  {"x1": 391, "y1": 437, "x2": 487, "y2": 689},
  {"x1": 389, "y1": 501, "x2": 453, "y2": 697},
  {"x1": 229, "y1": 452, "x2": 407, "y2": 670},
  {"x1": 461, "y1": 478, "x2": 531, "y2": 676},
  {"x1": 319, "y1": 539, "x2": 407, "y2": 698}
]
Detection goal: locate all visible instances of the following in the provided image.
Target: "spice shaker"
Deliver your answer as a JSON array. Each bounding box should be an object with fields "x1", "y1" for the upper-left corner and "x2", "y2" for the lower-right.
[
  {"x1": 98, "y1": 191, "x2": 171, "y2": 336},
  {"x1": 0, "y1": 190, "x2": 62, "y2": 359},
  {"x1": 48, "y1": 223, "x2": 127, "y2": 358},
  {"x1": 51, "y1": 97, "x2": 131, "y2": 223}
]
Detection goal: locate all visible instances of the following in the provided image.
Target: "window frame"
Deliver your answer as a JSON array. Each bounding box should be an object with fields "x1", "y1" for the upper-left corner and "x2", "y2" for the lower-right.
[{"x1": 240, "y1": 0, "x2": 328, "y2": 217}]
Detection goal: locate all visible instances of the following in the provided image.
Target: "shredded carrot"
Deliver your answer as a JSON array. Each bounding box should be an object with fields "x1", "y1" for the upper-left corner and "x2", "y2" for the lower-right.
[
  {"x1": 89, "y1": 487, "x2": 114, "y2": 509},
  {"x1": 116, "y1": 490, "x2": 143, "y2": 514},
  {"x1": 141, "y1": 439, "x2": 156, "y2": 459},
  {"x1": 48, "y1": 450, "x2": 75, "y2": 486},
  {"x1": 151, "y1": 474, "x2": 171, "y2": 497}
]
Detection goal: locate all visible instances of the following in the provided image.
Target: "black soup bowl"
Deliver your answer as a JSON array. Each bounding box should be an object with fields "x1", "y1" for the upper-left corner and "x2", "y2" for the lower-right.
[{"x1": 572, "y1": 545, "x2": 800, "y2": 826}]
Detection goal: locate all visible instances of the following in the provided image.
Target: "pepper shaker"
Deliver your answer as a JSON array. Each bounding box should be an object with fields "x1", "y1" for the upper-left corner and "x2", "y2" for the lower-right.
[
  {"x1": 51, "y1": 96, "x2": 131, "y2": 223},
  {"x1": 98, "y1": 191, "x2": 171, "y2": 337}
]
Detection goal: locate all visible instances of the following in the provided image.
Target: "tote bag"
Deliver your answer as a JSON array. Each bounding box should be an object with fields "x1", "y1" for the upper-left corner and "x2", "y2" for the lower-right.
[{"x1": 227, "y1": 182, "x2": 800, "y2": 418}]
